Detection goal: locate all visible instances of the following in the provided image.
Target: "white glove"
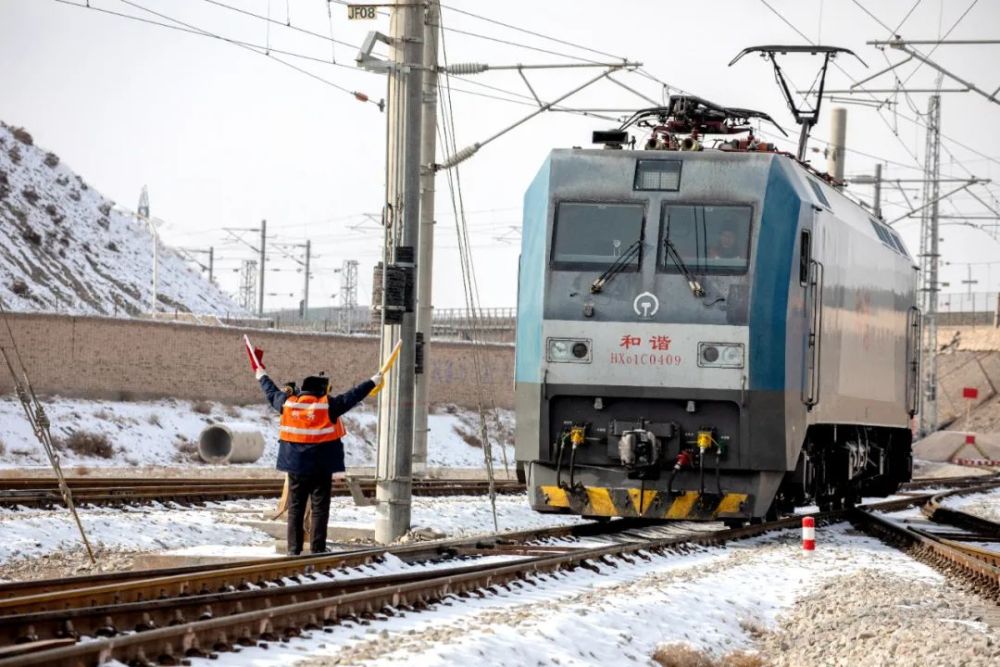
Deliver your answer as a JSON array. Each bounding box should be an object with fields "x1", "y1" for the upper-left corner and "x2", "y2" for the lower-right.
[
  {"x1": 255, "y1": 367, "x2": 268, "y2": 380},
  {"x1": 370, "y1": 372, "x2": 382, "y2": 385}
]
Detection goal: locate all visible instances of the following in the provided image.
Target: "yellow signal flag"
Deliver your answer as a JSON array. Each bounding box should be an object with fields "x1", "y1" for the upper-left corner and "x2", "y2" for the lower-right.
[{"x1": 369, "y1": 341, "x2": 403, "y2": 396}]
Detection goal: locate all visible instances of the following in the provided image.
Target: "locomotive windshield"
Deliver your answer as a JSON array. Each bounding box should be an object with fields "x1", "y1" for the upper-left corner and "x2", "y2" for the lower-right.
[
  {"x1": 659, "y1": 204, "x2": 752, "y2": 273},
  {"x1": 551, "y1": 202, "x2": 644, "y2": 268}
]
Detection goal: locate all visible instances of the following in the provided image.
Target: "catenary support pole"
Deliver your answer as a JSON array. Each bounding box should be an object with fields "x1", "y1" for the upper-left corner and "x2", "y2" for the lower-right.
[
  {"x1": 827, "y1": 107, "x2": 846, "y2": 183},
  {"x1": 375, "y1": 0, "x2": 423, "y2": 544},
  {"x1": 918, "y1": 93, "x2": 942, "y2": 437},
  {"x1": 137, "y1": 186, "x2": 157, "y2": 313},
  {"x1": 873, "y1": 163, "x2": 883, "y2": 219},
  {"x1": 151, "y1": 227, "x2": 158, "y2": 313},
  {"x1": 413, "y1": 0, "x2": 440, "y2": 477},
  {"x1": 303, "y1": 239, "x2": 311, "y2": 312},
  {"x1": 258, "y1": 219, "x2": 267, "y2": 317}
]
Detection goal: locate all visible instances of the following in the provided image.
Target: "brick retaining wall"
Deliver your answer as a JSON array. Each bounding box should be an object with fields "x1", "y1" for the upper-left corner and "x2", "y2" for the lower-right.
[{"x1": 0, "y1": 313, "x2": 513, "y2": 409}]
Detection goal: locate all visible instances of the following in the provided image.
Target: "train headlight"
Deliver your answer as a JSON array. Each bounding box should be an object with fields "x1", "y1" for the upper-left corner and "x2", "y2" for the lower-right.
[
  {"x1": 698, "y1": 342, "x2": 744, "y2": 368},
  {"x1": 546, "y1": 338, "x2": 591, "y2": 363}
]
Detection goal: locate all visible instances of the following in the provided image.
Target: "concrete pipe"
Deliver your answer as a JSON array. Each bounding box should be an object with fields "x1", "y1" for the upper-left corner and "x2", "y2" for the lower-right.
[{"x1": 198, "y1": 422, "x2": 266, "y2": 464}]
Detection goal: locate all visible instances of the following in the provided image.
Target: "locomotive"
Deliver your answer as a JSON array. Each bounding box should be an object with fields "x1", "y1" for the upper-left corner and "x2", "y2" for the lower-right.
[{"x1": 514, "y1": 95, "x2": 920, "y2": 522}]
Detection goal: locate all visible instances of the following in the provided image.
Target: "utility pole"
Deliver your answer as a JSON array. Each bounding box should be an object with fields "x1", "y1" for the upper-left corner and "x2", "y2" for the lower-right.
[
  {"x1": 208, "y1": 246, "x2": 214, "y2": 283},
  {"x1": 827, "y1": 107, "x2": 847, "y2": 183},
  {"x1": 303, "y1": 239, "x2": 311, "y2": 313},
  {"x1": 873, "y1": 163, "x2": 883, "y2": 219},
  {"x1": 138, "y1": 186, "x2": 157, "y2": 313},
  {"x1": 413, "y1": 0, "x2": 440, "y2": 477},
  {"x1": 340, "y1": 259, "x2": 359, "y2": 333},
  {"x1": 258, "y1": 219, "x2": 267, "y2": 317},
  {"x1": 918, "y1": 92, "x2": 942, "y2": 437},
  {"x1": 962, "y1": 264, "x2": 978, "y2": 296},
  {"x1": 375, "y1": 1, "x2": 423, "y2": 544},
  {"x1": 239, "y1": 259, "x2": 258, "y2": 311}
]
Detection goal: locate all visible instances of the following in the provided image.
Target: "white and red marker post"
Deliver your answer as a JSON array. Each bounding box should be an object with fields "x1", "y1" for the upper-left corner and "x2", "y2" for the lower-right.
[{"x1": 802, "y1": 516, "x2": 816, "y2": 553}]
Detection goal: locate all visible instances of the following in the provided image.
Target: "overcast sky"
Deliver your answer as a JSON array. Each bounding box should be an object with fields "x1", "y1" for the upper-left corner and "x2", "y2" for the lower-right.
[{"x1": 3, "y1": 0, "x2": 1000, "y2": 312}]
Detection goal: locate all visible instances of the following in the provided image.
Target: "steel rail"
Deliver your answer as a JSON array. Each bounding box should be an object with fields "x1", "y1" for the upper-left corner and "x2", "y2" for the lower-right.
[
  {"x1": 853, "y1": 482, "x2": 1000, "y2": 604},
  {"x1": 0, "y1": 519, "x2": 651, "y2": 611},
  {"x1": 0, "y1": 477, "x2": 519, "y2": 487},
  {"x1": 0, "y1": 495, "x2": 938, "y2": 666},
  {"x1": 0, "y1": 478, "x2": 525, "y2": 508},
  {"x1": 0, "y1": 557, "x2": 543, "y2": 647},
  {"x1": 853, "y1": 509, "x2": 1000, "y2": 600},
  {"x1": 900, "y1": 474, "x2": 1000, "y2": 490},
  {"x1": 921, "y1": 486, "x2": 1000, "y2": 540}
]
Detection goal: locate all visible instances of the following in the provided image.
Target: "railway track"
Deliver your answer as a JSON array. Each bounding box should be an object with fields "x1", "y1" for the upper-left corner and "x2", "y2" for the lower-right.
[
  {"x1": 0, "y1": 472, "x2": 971, "y2": 510},
  {"x1": 0, "y1": 491, "x2": 946, "y2": 666},
  {"x1": 0, "y1": 477, "x2": 524, "y2": 508},
  {"x1": 853, "y1": 481, "x2": 1000, "y2": 606}
]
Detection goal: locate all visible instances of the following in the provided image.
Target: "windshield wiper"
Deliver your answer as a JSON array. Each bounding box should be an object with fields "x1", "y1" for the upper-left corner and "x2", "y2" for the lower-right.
[
  {"x1": 590, "y1": 239, "x2": 642, "y2": 294},
  {"x1": 663, "y1": 239, "x2": 706, "y2": 298}
]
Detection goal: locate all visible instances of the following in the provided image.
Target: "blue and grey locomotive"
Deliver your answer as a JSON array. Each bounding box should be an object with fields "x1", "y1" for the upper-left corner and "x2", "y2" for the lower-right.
[{"x1": 514, "y1": 96, "x2": 920, "y2": 522}]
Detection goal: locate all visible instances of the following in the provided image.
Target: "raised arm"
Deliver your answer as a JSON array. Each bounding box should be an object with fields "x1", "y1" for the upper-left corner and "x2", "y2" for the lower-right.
[
  {"x1": 245, "y1": 340, "x2": 287, "y2": 413},
  {"x1": 328, "y1": 374, "x2": 380, "y2": 419},
  {"x1": 259, "y1": 374, "x2": 289, "y2": 413}
]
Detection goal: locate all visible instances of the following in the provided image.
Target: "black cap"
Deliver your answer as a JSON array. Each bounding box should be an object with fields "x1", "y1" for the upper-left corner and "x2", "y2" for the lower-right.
[{"x1": 301, "y1": 375, "x2": 330, "y2": 396}]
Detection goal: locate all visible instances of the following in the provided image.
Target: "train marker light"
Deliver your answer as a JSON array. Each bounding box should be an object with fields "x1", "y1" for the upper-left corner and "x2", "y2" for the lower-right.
[
  {"x1": 802, "y1": 516, "x2": 816, "y2": 553},
  {"x1": 697, "y1": 342, "x2": 744, "y2": 368}
]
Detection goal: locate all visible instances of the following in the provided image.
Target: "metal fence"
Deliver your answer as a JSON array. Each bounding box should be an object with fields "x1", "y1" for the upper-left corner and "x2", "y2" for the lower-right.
[
  {"x1": 936, "y1": 292, "x2": 1000, "y2": 327},
  {"x1": 261, "y1": 306, "x2": 517, "y2": 343}
]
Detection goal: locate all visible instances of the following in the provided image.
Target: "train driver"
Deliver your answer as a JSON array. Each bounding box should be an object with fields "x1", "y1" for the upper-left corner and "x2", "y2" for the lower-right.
[{"x1": 709, "y1": 224, "x2": 742, "y2": 261}]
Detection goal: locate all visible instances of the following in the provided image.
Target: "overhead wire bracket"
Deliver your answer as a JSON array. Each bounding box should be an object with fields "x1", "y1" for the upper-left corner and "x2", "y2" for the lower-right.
[
  {"x1": 355, "y1": 31, "x2": 396, "y2": 73},
  {"x1": 436, "y1": 65, "x2": 632, "y2": 171}
]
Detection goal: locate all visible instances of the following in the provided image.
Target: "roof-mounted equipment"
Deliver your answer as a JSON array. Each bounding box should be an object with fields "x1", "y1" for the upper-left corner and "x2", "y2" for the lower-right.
[
  {"x1": 593, "y1": 95, "x2": 786, "y2": 152},
  {"x1": 728, "y1": 45, "x2": 866, "y2": 161}
]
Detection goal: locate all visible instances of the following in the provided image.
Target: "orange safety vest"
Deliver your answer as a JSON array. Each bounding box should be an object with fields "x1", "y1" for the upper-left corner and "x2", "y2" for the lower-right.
[{"x1": 279, "y1": 394, "x2": 347, "y2": 444}]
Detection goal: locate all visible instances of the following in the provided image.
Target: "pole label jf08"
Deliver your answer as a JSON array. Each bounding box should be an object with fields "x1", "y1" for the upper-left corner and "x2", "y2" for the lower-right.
[{"x1": 347, "y1": 4, "x2": 378, "y2": 20}]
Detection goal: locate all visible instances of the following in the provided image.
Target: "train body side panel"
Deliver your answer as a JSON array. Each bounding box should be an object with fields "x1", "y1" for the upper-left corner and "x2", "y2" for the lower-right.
[
  {"x1": 513, "y1": 158, "x2": 551, "y2": 469},
  {"x1": 795, "y1": 173, "x2": 915, "y2": 429}
]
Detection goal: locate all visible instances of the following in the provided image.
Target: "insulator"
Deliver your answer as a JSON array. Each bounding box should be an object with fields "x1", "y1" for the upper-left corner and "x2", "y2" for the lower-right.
[
  {"x1": 371, "y1": 263, "x2": 406, "y2": 325},
  {"x1": 444, "y1": 63, "x2": 488, "y2": 75},
  {"x1": 439, "y1": 143, "x2": 481, "y2": 170}
]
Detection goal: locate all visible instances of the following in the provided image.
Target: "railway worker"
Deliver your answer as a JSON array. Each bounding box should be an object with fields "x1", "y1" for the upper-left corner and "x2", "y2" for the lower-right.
[{"x1": 248, "y1": 346, "x2": 380, "y2": 555}]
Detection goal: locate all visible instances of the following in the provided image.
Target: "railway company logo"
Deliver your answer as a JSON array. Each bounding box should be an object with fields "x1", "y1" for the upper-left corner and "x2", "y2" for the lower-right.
[{"x1": 633, "y1": 291, "x2": 659, "y2": 319}]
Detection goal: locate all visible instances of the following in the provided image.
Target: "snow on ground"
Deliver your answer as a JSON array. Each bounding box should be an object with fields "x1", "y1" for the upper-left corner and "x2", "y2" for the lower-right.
[
  {"x1": 0, "y1": 394, "x2": 514, "y2": 469},
  {"x1": 166, "y1": 524, "x2": 972, "y2": 667},
  {"x1": 0, "y1": 500, "x2": 273, "y2": 579},
  {"x1": 0, "y1": 493, "x2": 574, "y2": 577},
  {"x1": 330, "y1": 493, "x2": 585, "y2": 537}
]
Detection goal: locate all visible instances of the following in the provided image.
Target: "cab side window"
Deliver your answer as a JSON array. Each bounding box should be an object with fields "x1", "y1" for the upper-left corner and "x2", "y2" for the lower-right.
[{"x1": 799, "y1": 230, "x2": 811, "y2": 285}]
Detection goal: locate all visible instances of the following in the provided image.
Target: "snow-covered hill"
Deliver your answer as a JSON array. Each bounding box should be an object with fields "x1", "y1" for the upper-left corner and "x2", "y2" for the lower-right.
[{"x1": 0, "y1": 122, "x2": 242, "y2": 316}]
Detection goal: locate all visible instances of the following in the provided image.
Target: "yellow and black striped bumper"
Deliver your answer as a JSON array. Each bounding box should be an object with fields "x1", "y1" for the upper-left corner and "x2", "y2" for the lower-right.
[{"x1": 537, "y1": 485, "x2": 750, "y2": 520}]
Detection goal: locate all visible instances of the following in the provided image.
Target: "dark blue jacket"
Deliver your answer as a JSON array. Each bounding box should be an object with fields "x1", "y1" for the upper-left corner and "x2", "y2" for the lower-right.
[{"x1": 259, "y1": 374, "x2": 375, "y2": 476}]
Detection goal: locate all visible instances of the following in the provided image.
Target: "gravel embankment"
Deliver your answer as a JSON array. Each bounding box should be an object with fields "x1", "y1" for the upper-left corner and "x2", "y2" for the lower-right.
[{"x1": 756, "y1": 568, "x2": 1000, "y2": 666}]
